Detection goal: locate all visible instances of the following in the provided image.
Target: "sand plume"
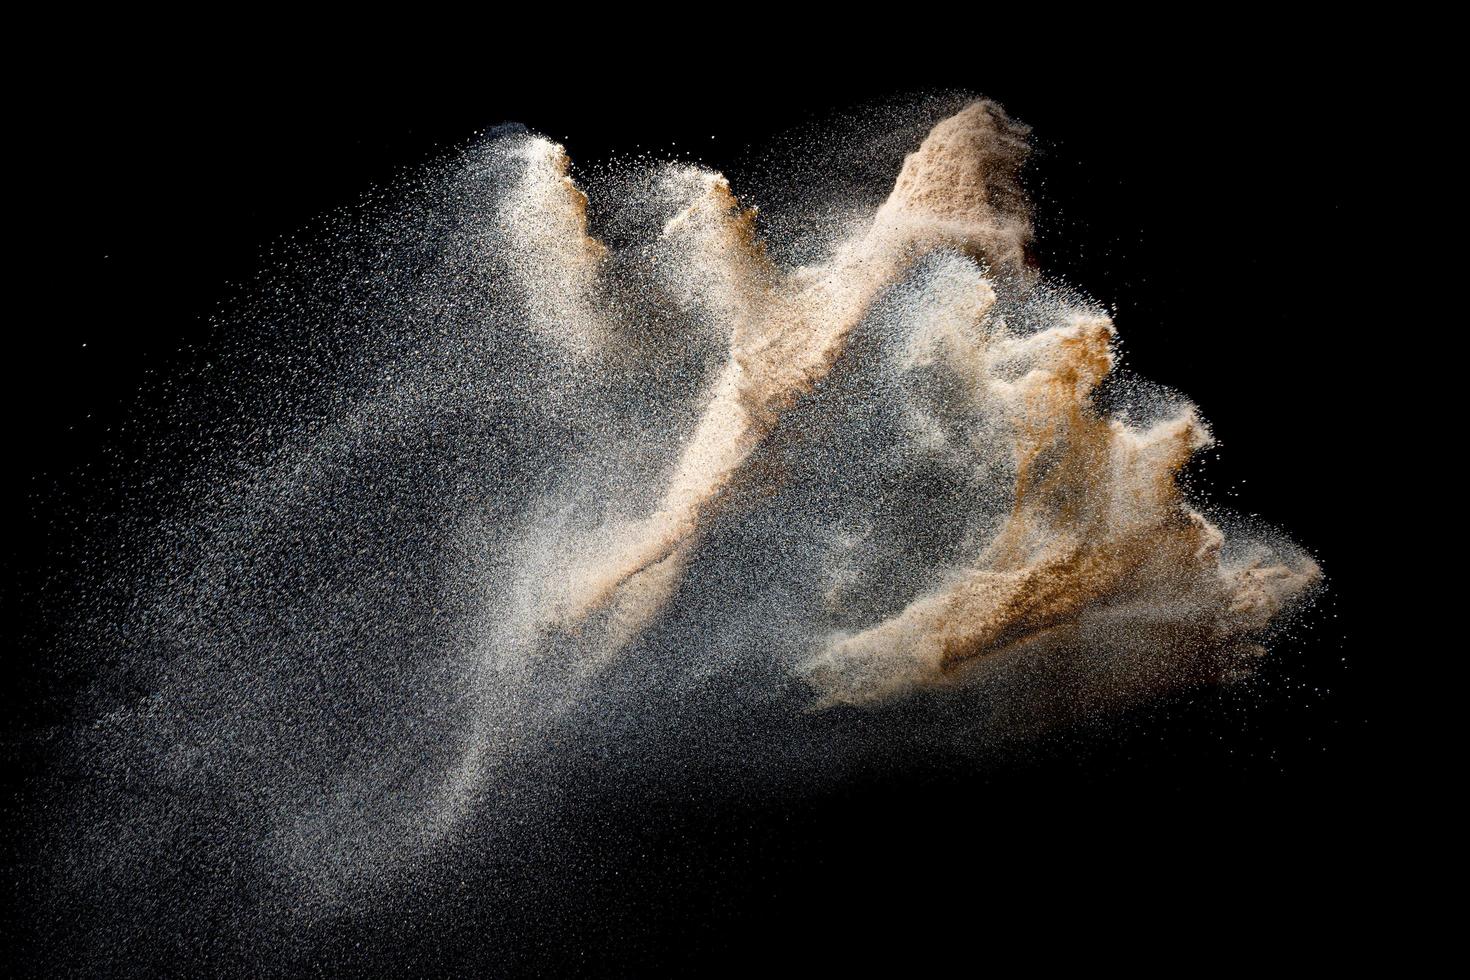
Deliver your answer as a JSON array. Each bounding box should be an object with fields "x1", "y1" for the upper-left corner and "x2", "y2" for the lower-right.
[{"x1": 26, "y1": 96, "x2": 1323, "y2": 967}]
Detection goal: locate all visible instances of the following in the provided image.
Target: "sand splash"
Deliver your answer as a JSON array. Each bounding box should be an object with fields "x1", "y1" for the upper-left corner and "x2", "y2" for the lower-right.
[{"x1": 25, "y1": 96, "x2": 1320, "y2": 971}]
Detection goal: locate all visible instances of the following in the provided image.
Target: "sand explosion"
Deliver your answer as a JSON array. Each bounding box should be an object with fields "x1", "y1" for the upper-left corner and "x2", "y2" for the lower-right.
[{"x1": 26, "y1": 96, "x2": 1321, "y2": 971}]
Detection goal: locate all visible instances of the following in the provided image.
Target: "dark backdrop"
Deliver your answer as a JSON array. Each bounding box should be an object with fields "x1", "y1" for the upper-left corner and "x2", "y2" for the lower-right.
[{"x1": 6, "y1": 35, "x2": 1386, "y2": 975}]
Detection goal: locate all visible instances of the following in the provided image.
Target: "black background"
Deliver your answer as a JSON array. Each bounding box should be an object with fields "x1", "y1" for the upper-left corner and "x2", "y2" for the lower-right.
[{"x1": 6, "y1": 32, "x2": 1389, "y2": 975}]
